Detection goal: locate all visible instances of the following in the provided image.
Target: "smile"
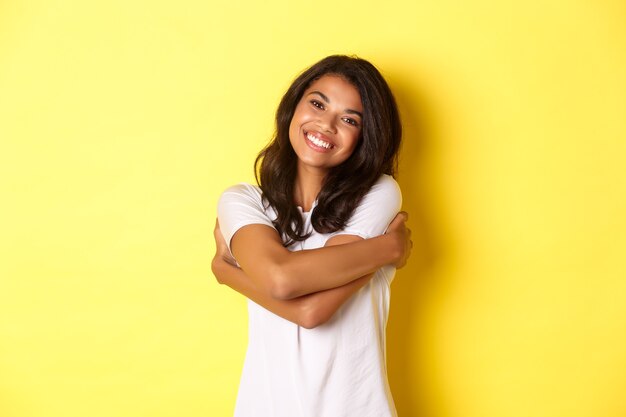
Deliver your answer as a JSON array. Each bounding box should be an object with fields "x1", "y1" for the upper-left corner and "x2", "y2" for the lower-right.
[{"x1": 305, "y1": 132, "x2": 334, "y2": 150}]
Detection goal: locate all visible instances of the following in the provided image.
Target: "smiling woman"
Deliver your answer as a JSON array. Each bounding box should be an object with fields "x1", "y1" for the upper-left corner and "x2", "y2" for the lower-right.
[
  {"x1": 212, "y1": 55, "x2": 411, "y2": 417},
  {"x1": 288, "y1": 76, "x2": 363, "y2": 173}
]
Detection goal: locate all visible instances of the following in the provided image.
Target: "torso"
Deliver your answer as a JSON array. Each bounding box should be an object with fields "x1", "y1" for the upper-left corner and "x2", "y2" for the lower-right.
[{"x1": 217, "y1": 174, "x2": 402, "y2": 417}]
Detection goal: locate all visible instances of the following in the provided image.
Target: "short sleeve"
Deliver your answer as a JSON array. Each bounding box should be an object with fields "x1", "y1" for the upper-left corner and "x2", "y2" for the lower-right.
[
  {"x1": 328, "y1": 174, "x2": 402, "y2": 241},
  {"x1": 217, "y1": 183, "x2": 276, "y2": 254}
]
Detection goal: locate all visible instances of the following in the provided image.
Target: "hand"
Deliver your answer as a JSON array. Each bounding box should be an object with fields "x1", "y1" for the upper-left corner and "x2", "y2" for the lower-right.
[
  {"x1": 385, "y1": 211, "x2": 412, "y2": 269},
  {"x1": 213, "y1": 219, "x2": 238, "y2": 267}
]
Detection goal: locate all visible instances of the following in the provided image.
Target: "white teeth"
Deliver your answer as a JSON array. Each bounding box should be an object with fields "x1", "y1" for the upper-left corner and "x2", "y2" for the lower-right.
[{"x1": 306, "y1": 133, "x2": 332, "y2": 149}]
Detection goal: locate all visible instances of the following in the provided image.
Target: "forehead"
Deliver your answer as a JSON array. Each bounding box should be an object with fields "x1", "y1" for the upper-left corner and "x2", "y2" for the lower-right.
[{"x1": 304, "y1": 75, "x2": 362, "y2": 110}]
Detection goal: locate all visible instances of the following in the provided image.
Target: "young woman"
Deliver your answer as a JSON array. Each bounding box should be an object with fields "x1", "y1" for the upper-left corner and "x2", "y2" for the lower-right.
[{"x1": 212, "y1": 55, "x2": 412, "y2": 417}]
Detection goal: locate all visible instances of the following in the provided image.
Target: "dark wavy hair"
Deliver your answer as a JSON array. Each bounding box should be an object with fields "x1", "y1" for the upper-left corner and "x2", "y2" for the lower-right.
[{"x1": 255, "y1": 55, "x2": 402, "y2": 246}]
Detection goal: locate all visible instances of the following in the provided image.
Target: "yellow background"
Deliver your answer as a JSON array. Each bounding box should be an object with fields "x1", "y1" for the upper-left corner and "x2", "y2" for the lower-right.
[{"x1": 1, "y1": 1, "x2": 625, "y2": 416}]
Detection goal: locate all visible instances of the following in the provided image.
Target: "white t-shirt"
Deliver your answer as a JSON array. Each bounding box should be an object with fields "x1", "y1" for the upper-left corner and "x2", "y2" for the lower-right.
[{"x1": 217, "y1": 174, "x2": 401, "y2": 417}]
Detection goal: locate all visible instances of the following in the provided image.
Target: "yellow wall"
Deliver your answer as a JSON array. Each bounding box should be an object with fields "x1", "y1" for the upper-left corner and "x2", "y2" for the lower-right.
[{"x1": 1, "y1": 1, "x2": 625, "y2": 416}]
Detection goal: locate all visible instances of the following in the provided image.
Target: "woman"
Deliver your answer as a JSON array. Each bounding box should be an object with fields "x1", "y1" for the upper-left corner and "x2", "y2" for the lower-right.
[{"x1": 212, "y1": 55, "x2": 412, "y2": 416}]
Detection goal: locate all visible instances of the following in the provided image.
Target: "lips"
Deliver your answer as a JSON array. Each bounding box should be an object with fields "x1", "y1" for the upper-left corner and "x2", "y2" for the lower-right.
[{"x1": 304, "y1": 130, "x2": 335, "y2": 151}]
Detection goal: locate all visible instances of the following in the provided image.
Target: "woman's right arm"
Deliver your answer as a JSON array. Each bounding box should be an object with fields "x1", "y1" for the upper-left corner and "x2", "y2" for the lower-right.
[
  {"x1": 217, "y1": 178, "x2": 409, "y2": 300},
  {"x1": 213, "y1": 217, "x2": 412, "y2": 328},
  {"x1": 212, "y1": 228, "x2": 377, "y2": 329},
  {"x1": 228, "y1": 217, "x2": 410, "y2": 300}
]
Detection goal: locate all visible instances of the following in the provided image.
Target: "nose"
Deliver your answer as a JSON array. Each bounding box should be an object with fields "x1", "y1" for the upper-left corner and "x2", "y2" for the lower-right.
[{"x1": 316, "y1": 112, "x2": 337, "y2": 134}]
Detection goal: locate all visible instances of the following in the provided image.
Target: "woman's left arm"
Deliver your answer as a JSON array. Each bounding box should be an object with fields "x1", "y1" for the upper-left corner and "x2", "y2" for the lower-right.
[{"x1": 212, "y1": 221, "x2": 375, "y2": 329}]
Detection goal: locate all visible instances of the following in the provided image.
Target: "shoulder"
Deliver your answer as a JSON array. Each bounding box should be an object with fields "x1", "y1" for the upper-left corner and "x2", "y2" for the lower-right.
[
  {"x1": 327, "y1": 175, "x2": 402, "y2": 240},
  {"x1": 217, "y1": 182, "x2": 272, "y2": 217},
  {"x1": 366, "y1": 174, "x2": 401, "y2": 202},
  {"x1": 217, "y1": 182, "x2": 270, "y2": 221},
  {"x1": 217, "y1": 183, "x2": 276, "y2": 247},
  {"x1": 219, "y1": 182, "x2": 263, "y2": 200},
  {"x1": 218, "y1": 182, "x2": 265, "y2": 208},
  {"x1": 357, "y1": 174, "x2": 402, "y2": 216}
]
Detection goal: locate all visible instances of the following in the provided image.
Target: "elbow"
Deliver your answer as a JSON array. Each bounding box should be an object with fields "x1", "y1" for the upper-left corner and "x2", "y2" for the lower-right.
[
  {"x1": 269, "y1": 280, "x2": 296, "y2": 300},
  {"x1": 211, "y1": 257, "x2": 225, "y2": 285},
  {"x1": 299, "y1": 317, "x2": 325, "y2": 330},
  {"x1": 268, "y1": 265, "x2": 298, "y2": 300},
  {"x1": 297, "y1": 304, "x2": 330, "y2": 329}
]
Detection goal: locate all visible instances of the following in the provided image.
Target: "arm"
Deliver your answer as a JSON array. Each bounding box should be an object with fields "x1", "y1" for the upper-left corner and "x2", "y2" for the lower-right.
[
  {"x1": 217, "y1": 177, "x2": 409, "y2": 300},
  {"x1": 212, "y1": 225, "x2": 374, "y2": 329},
  {"x1": 229, "y1": 219, "x2": 409, "y2": 300}
]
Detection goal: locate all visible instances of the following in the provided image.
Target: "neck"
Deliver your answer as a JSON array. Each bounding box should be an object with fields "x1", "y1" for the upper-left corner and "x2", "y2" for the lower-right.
[{"x1": 293, "y1": 163, "x2": 327, "y2": 212}]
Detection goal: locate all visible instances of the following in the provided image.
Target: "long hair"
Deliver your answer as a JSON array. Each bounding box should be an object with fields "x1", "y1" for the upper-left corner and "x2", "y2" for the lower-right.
[{"x1": 255, "y1": 55, "x2": 402, "y2": 246}]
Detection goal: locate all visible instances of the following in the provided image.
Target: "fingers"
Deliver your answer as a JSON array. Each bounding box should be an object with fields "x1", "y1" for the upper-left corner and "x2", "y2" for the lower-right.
[
  {"x1": 394, "y1": 211, "x2": 408, "y2": 223},
  {"x1": 387, "y1": 211, "x2": 409, "y2": 232},
  {"x1": 214, "y1": 219, "x2": 227, "y2": 247},
  {"x1": 214, "y1": 218, "x2": 222, "y2": 237}
]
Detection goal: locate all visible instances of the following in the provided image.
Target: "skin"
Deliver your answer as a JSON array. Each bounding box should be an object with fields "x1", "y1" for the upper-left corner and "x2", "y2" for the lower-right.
[
  {"x1": 212, "y1": 214, "x2": 409, "y2": 329},
  {"x1": 212, "y1": 75, "x2": 412, "y2": 328},
  {"x1": 288, "y1": 75, "x2": 364, "y2": 210}
]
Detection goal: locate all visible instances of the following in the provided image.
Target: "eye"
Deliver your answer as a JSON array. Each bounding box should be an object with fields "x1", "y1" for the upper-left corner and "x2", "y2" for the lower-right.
[
  {"x1": 342, "y1": 117, "x2": 359, "y2": 127},
  {"x1": 310, "y1": 99, "x2": 324, "y2": 110}
]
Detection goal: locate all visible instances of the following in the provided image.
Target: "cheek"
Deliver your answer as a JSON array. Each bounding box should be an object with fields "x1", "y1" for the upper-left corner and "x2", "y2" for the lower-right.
[
  {"x1": 288, "y1": 108, "x2": 305, "y2": 134},
  {"x1": 288, "y1": 110, "x2": 302, "y2": 139},
  {"x1": 345, "y1": 132, "x2": 361, "y2": 152},
  {"x1": 288, "y1": 124, "x2": 297, "y2": 147}
]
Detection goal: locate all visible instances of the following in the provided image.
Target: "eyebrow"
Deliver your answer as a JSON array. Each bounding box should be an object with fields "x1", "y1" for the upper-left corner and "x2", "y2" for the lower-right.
[{"x1": 309, "y1": 91, "x2": 363, "y2": 119}]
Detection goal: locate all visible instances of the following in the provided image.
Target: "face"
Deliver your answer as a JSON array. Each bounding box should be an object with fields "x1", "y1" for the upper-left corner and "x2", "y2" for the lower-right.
[{"x1": 289, "y1": 75, "x2": 363, "y2": 175}]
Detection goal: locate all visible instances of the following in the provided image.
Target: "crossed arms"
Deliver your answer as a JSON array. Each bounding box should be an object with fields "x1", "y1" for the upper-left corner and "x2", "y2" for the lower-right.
[{"x1": 211, "y1": 213, "x2": 411, "y2": 328}]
